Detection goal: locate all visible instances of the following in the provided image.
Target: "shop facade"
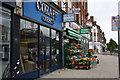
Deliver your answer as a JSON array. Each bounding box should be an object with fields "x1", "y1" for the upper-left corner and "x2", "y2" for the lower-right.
[
  {"x1": 0, "y1": 2, "x2": 15, "y2": 79},
  {"x1": 0, "y1": 1, "x2": 64, "y2": 79},
  {"x1": 19, "y1": 1, "x2": 63, "y2": 78},
  {"x1": 63, "y1": 22, "x2": 90, "y2": 68}
]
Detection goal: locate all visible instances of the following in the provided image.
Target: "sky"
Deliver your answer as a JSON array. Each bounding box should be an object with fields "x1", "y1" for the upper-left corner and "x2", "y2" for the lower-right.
[{"x1": 88, "y1": 0, "x2": 119, "y2": 44}]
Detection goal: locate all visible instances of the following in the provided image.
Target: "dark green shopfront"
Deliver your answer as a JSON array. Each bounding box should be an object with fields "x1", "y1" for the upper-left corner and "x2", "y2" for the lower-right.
[{"x1": 1, "y1": 1, "x2": 64, "y2": 79}]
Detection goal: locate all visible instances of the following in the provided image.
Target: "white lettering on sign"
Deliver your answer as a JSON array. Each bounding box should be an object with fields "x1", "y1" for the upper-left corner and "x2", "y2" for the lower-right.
[
  {"x1": 70, "y1": 22, "x2": 80, "y2": 31},
  {"x1": 37, "y1": 0, "x2": 58, "y2": 20}
]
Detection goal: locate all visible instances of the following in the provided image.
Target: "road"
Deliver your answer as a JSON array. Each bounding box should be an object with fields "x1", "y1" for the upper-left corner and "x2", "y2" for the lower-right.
[{"x1": 39, "y1": 54, "x2": 119, "y2": 78}]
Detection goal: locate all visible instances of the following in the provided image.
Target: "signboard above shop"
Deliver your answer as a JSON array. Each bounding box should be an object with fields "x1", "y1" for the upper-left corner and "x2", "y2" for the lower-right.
[
  {"x1": 65, "y1": 22, "x2": 80, "y2": 34},
  {"x1": 112, "y1": 16, "x2": 120, "y2": 31},
  {"x1": 80, "y1": 28, "x2": 89, "y2": 34},
  {"x1": 86, "y1": 21, "x2": 92, "y2": 27},
  {"x1": 23, "y1": 0, "x2": 62, "y2": 31},
  {"x1": 72, "y1": 8, "x2": 80, "y2": 14},
  {"x1": 67, "y1": 29, "x2": 82, "y2": 39},
  {"x1": 63, "y1": 14, "x2": 75, "y2": 22},
  {"x1": 69, "y1": 22, "x2": 80, "y2": 31}
]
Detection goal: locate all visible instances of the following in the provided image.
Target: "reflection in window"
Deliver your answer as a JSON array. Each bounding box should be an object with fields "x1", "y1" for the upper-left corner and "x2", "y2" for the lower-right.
[
  {"x1": 46, "y1": 59, "x2": 50, "y2": 72},
  {"x1": 46, "y1": 39, "x2": 50, "y2": 56},
  {"x1": 51, "y1": 29, "x2": 60, "y2": 65},
  {"x1": 20, "y1": 19, "x2": 38, "y2": 73},
  {"x1": 40, "y1": 38, "x2": 45, "y2": 57},
  {"x1": 40, "y1": 25, "x2": 50, "y2": 37},
  {"x1": 0, "y1": 6, "x2": 11, "y2": 79},
  {"x1": 40, "y1": 60, "x2": 45, "y2": 73}
]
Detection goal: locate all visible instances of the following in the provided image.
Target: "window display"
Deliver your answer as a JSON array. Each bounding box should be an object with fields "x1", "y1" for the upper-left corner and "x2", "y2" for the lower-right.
[
  {"x1": 40, "y1": 25, "x2": 51, "y2": 73},
  {"x1": 20, "y1": 19, "x2": 38, "y2": 73},
  {"x1": 40, "y1": 60, "x2": 45, "y2": 73},
  {"x1": 46, "y1": 39, "x2": 50, "y2": 56},
  {"x1": 51, "y1": 29, "x2": 60, "y2": 65},
  {"x1": 0, "y1": 6, "x2": 11, "y2": 79},
  {"x1": 40, "y1": 38, "x2": 45, "y2": 57},
  {"x1": 40, "y1": 25, "x2": 50, "y2": 37}
]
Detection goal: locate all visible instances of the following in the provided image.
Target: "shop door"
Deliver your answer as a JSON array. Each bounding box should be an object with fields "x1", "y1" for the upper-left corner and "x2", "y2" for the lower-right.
[{"x1": 40, "y1": 36, "x2": 51, "y2": 75}]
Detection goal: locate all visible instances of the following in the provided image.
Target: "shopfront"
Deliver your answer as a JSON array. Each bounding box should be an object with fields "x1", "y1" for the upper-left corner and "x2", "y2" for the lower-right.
[
  {"x1": 18, "y1": 1, "x2": 63, "y2": 79},
  {"x1": 0, "y1": 2, "x2": 15, "y2": 80},
  {"x1": 1, "y1": 1, "x2": 63, "y2": 79},
  {"x1": 63, "y1": 22, "x2": 90, "y2": 68}
]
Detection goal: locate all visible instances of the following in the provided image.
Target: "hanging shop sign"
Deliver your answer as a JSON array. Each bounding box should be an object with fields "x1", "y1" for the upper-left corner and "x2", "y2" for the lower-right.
[
  {"x1": 66, "y1": 22, "x2": 80, "y2": 34},
  {"x1": 67, "y1": 29, "x2": 82, "y2": 39},
  {"x1": 80, "y1": 28, "x2": 89, "y2": 34},
  {"x1": 81, "y1": 34, "x2": 90, "y2": 40},
  {"x1": 86, "y1": 21, "x2": 92, "y2": 27},
  {"x1": 23, "y1": 0, "x2": 62, "y2": 31},
  {"x1": 69, "y1": 22, "x2": 80, "y2": 31},
  {"x1": 111, "y1": 16, "x2": 120, "y2": 31},
  {"x1": 72, "y1": 8, "x2": 80, "y2": 14},
  {"x1": 63, "y1": 13, "x2": 75, "y2": 22}
]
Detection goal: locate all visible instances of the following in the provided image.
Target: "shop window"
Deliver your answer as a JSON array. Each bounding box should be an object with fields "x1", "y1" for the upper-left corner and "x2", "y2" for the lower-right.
[
  {"x1": 20, "y1": 19, "x2": 38, "y2": 73},
  {"x1": 40, "y1": 38, "x2": 50, "y2": 72},
  {"x1": 46, "y1": 39, "x2": 50, "y2": 56},
  {"x1": 40, "y1": 38, "x2": 45, "y2": 57},
  {"x1": 51, "y1": 29, "x2": 60, "y2": 65},
  {"x1": 40, "y1": 25, "x2": 50, "y2": 37},
  {"x1": 40, "y1": 59, "x2": 45, "y2": 73},
  {"x1": 0, "y1": 6, "x2": 11, "y2": 79},
  {"x1": 46, "y1": 59, "x2": 50, "y2": 72}
]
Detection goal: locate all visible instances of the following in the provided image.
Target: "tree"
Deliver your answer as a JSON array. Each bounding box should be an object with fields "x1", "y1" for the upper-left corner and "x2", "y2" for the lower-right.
[{"x1": 106, "y1": 38, "x2": 117, "y2": 52}]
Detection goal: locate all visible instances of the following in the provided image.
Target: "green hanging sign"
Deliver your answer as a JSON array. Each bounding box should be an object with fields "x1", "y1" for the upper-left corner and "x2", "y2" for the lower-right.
[
  {"x1": 68, "y1": 30, "x2": 82, "y2": 39},
  {"x1": 80, "y1": 28, "x2": 89, "y2": 34}
]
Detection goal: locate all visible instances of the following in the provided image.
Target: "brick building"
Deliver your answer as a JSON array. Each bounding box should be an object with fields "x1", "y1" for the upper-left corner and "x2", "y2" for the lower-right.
[
  {"x1": 53, "y1": 0, "x2": 106, "y2": 53},
  {"x1": 88, "y1": 16, "x2": 106, "y2": 53},
  {"x1": 55, "y1": 0, "x2": 88, "y2": 27}
]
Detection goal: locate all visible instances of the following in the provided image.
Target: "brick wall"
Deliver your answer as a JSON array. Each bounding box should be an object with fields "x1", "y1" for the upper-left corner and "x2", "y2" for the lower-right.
[{"x1": 89, "y1": 16, "x2": 106, "y2": 43}]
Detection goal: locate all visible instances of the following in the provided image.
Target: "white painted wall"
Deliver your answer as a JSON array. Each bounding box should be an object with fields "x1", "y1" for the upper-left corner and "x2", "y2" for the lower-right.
[
  {"x1": 89, "y1": 42, "x2": 93, "y2": 49},
  {"x1": 68, "y1": 0, "x2": 72, "y2": 13},
  {"x1": 89, "y1": 42, "x2": 103, "y2": 53}
]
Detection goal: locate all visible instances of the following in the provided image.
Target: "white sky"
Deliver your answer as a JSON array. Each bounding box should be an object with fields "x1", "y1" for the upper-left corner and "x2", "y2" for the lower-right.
[{"x1": 88, "y1": 0, "x2": 119, "y2": 44}]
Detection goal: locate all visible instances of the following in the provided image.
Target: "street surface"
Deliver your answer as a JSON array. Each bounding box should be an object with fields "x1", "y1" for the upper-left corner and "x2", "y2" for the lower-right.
[{"x1": 40, "y1": 53, "x2": 119, "y2": 78}]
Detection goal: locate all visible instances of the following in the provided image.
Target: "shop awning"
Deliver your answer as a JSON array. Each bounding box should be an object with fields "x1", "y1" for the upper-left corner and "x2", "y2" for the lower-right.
[{"x1": 64, "y1": 35, "x2": 80, "y2": 41}]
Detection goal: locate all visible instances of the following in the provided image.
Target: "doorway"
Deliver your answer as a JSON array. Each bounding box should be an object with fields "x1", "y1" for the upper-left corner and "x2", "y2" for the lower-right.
[{"x1": 40, "y1": 36, "x2": 50, "y2": 75}]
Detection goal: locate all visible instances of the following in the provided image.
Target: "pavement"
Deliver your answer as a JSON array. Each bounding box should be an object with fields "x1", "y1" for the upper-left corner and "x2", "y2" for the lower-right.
[{"x1": 38, "y1": 54, "x2": 119, "y2": 78}]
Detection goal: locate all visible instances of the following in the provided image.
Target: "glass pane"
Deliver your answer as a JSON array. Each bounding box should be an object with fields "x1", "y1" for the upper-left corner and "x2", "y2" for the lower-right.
[
  {"x1": 40, "y1": 25, "x2": 50, "y2": 37},
  {"x1": 0, "y1": 6, "x2": 11, "y2": 79},
  {"x1": 40, "y1": 60, "x2": 45, "y2": 73},
  {"x1": 20, "y1": 19, "x2": 38, "y2": 73},
  {"x1": 51, "y1": 29, "x2": 60, "y2": 65},
  {"x1": 46, "y1": 59, "x2": 50, "y2": 72},
  {"x1": 46, "y1": 39, "x2": 50, "y2": 56},
  {"x1": 40, "y1": 38, "x2": 45, "y2": 57}
]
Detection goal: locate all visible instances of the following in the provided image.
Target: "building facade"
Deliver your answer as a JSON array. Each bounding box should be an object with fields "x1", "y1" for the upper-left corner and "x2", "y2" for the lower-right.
[
  {"x1": 88, "y1": 16, "x2": 106, "y2": 53},
  {"x1": 0, "y1": 0, "x2": 65, "y2": 79},
  {"x1": 54, "y1": 0, "x2": 88, "y2": 27}
]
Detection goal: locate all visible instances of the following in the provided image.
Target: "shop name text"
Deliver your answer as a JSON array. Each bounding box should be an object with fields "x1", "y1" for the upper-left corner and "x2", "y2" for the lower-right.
[{"x1": 37, "y1": 0, "x2": 58, "y2": 25}]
